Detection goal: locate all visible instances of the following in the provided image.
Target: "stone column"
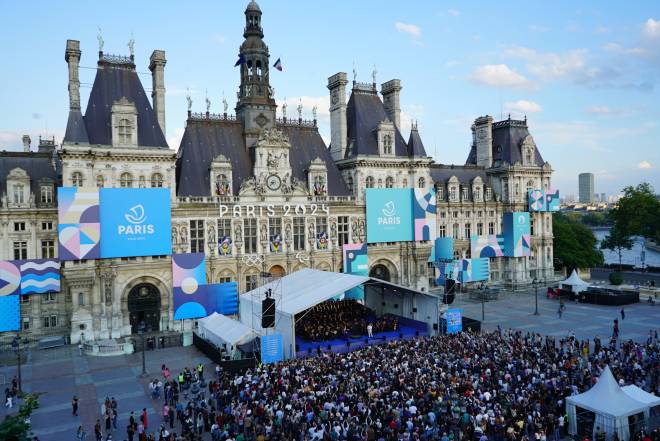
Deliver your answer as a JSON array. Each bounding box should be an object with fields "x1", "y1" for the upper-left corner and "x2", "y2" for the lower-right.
[
  {"x1": 149, "y1": 50, "x2": 167, "y2": 136},
  {"x1": 65, "y1": 40, "x2": 82, "y2": 110}
]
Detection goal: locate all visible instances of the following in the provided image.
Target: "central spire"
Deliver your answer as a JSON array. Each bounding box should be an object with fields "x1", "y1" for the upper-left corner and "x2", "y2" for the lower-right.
[{"x1": 236, "y1": 1, "x2": 277, "y2": 145}]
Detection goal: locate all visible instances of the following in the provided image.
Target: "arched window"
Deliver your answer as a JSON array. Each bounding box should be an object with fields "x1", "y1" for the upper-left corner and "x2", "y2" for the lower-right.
[
  {"x1": 366, "y1": 176, "x2": 374, "y2": 188},
  {"x1": 473, "y1": 186, "x2": 481, "y2": 201},
  {"x1": 13, "y1": 184, "x2": 24, "y2": 203},
  {"x1": 452, "y1": 223, "x2": 460, "y2": 238},
  {"x1": 138, "y1": 176, "x2": 146, "y2": 188},
  {"x1": 215, "y1": 174, "x2": 229, "y2": 195},
  {"x1": 151, "y1": 173, "x2": 164, "y2": 188},
  {"x1": 418, "y1": 177, "x2": 426, "y2": 188},
  {"x1": 402, "y1": 178, "x2": 408, "y2": 188},
  {"x1": 71, "y1": 172, "x2": 84, "y2": 187},
  {"x1": 118, "y1": 118, "x2": 132, "y2": 145},
  {"x1": 449, "y1": 186, "x2": 457, "y2": 201},
  {"x1": 96, "y1": 175, "x2": 104, "y2": 188},
  {"x1": 383, "y1": 134, "x2": 393, "y2": 155},
  {"x1": 120, "y1": 172, "x2": 133, "y2": 188},
  {"x1": 377, "y1": 178, "x2": 383, "y2": 188},
  {"x1": 346, "y1": 175, "x2": 354, "y2": 194},
  {"x1": 385, "y1": 176, "x2": 394, "y2": 188}
]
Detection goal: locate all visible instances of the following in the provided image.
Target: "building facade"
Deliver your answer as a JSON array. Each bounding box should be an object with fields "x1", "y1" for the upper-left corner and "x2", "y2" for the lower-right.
[
  {"x1": 0, "y1": 1, "x2": 556, "y2": 342},
  {"x1": 579, "y1": 172, "x2": 595, "y2": 204}
]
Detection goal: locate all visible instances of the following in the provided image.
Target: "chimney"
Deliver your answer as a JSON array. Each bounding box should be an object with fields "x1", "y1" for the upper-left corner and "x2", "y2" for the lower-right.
[
  {"x1": 381, "y1": 79, "x2": 401, "y2": 128},
  {"x1": 38, "y1": 136, "x2": 56, "y2": 153},
  {"x1": 474, "y1": 115, "x2": 493, "y2": 168},
  {"x1": 149, "y1": 50, "x2": 167, "y2": 137},
  {"x1": 327, "y1": 72, "x2": 348, "y2": 161},
  {"x1": 22, "y1": 135, "x2": 31, "y2": 152},
  {"x1": 65, "y1": 40, "x2": 81, "y2": 111}
]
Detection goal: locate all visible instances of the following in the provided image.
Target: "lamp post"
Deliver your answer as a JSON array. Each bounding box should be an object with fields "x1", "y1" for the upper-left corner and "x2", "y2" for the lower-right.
[
  {"x1": 138, "y1": 321, "x2": 147, "y2": 377},
  {"x1": 11, "y1": 336, "x2": 22, "y2": 393},
  {"x1": 533, "y1": 277, "x2": 540, "y2": 316},
  {"x1": 479, "y1": 282, "x2": 486, "y2": 321}
]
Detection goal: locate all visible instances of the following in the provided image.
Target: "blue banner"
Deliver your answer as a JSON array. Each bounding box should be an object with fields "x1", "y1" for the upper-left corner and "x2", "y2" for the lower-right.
[
  {"x1": 343, "y1": 243, "x2": 368, "y2": 300},
  {"x1": 429, "y1": 237, "x2": 454, "y2": 263},
  {"x1": 0, "y1": 295, "x2": 20, "y2": 332},
  {"x1": 208, "y1": 282, "x2": 238, "y2": 315},
  {"x1": 366, "y1": 189, "x2": 414, "y2": 243},
  {"x1": 502, "y1": 212, "x2": 531, "y2": 257},
  {"x1": 445, "y1": 308, "x2": 462, "y2": 334},
  {"x1": 261, "y1": 333, "x2": 284, "y2": 364},
  {"x1": 99, "y1": 188, "x2": 172, "y2": 258}
]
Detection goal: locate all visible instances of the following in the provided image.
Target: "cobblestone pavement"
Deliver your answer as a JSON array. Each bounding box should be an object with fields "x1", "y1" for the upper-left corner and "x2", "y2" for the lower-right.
[
  {"x1": 0, "y1": 345, "x2": 213, "y2": 441},
  {"x1": 454, "y1": 288, "x2": 659, "y2": 342}
]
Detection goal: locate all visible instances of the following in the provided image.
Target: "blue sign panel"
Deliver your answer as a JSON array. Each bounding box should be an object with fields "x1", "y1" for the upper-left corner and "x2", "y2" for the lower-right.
[
  {"x1": 429, "y1": 237, "x2": 454, "y2": 263},
  {"x1": 99, "y1": 188, "x2": 172, "y2": 258},
  {"x1": 366, "y1": 189, "x2": 413, "y2": 243},
  {"x1": 208, "y1": 282, "x2": 239, "y2": 315},
  {"x1": 445, "y1": 309, "x2": 462, "y2": 334},
  {"x1": 0, "y1": 295, "x2": 20, "y2": 332},
  {"x1": 261, "y1": 333, "x2": 284, "y2": 364},
  {"x1": 502, "y1": 212, "x2": 531, "y2": 257}
]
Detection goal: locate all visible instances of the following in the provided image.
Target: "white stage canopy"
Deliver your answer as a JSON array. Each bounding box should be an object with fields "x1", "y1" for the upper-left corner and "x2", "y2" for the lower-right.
[
  {"x1": 622, "y1": 385, "x2": 660, "y2": 407},
  {"x1": 566, "y1": 366, "x2": 651, "y2": 441},
  {"x1": 198, "y1": 312, "x2": 258, "y2": 349},
  {"x1": 560, "y1": 269, "x2": 590, "y2": 293}
]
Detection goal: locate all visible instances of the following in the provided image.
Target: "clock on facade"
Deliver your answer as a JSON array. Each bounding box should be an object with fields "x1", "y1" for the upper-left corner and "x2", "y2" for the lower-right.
[{"x1": 266, "y1": 174, "x2": 281, "y2": 191}]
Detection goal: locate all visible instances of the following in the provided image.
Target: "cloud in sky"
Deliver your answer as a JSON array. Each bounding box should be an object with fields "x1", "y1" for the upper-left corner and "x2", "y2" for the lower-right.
[
  {"x1": 394, "y1": 21, "x2": 421, "y2": 39},
  {"x1": 447, "y1": 9, "x2": 460, "y2": 17},
  {"x1": 586, "y1": 105, "x2": 614, "y2": 115},
  {"x1": 167, "y1": 127, "x2": 185, "y2": 151},
  {"x1": 504, "y1": 100, "x2": 542, "y2": 115},
  {"x1": 642, "y1": 18, "x2": 660, "y2": 38},
  {"x1": 469, "y1": 64, "x2": 533, "y2": 89},
  {"x1": 638, "y1": 160, "x2": 652, "y2": 169}
]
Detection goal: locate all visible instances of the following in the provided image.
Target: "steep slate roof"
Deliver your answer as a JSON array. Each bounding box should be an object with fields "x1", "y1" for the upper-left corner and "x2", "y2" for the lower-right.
[
  {"x1": 430, "y1": 164, "x2": 487, "y2": 184},
  {"x1": 0, "y1": 152, "x2": 60, "y2": 197},
  {"x1": 407, "y1": 127, "x2": 427, "y2": 157},
  {"x1": 64, "y1": 60, "x2": 167, "y2": 148},
  {"x1": 63, "y1": 110, "x2": 89, "y2": 144},
  {"x1": 177, "y1": 120, "x2": 249, "y2": 196},
  {"x1": 345, "y1": 91, "x2": 409, "y2": 158},
  {"x1": 465, "y1": 119, "x2": 544, "y2": 165},
  {"x1": 176, "y1": 120, "x2": 348, "y2": 197}
]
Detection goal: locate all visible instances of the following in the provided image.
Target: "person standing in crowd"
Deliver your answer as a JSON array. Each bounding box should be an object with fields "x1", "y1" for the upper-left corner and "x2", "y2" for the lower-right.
[
  {"x1": 76, "y1": 425, "x2": 86, "y2": 441},
  {"x1": 367, "y1": 323, "x2": 373, "y2": 337},
  {"x1": 621, "y1": 307, "x2": 625, "y2": 320},
  {"x1": 94, "y1": 419, "x2": 102, "y2": 441},
  {"x1": 141, "y1": 407, "x2": 148, "y2": 431}
]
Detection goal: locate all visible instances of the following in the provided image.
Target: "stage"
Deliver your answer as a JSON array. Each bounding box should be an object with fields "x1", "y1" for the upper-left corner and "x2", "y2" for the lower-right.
[{"x1": 295, "y1": 315, "x2": 428, "y2": 358}]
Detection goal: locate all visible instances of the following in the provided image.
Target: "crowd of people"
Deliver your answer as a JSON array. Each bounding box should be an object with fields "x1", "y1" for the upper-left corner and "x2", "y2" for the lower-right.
[
  {"x1": 70, "y1": 327, "x2": 657, "y2": 441},
  {"x1": 295, "y1": 299, "x2": 398, "y2": 342}
]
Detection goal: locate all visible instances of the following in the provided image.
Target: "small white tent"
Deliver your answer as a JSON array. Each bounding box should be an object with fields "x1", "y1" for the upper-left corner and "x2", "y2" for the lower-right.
[
  {"x1": 198, "y1": 312, "x2": 258, "y2": 350},
  {"x1": 560, "y1": 269, "x2": 590, "y2": 293},
  {"x1": 622, "y1": 385, "x2": 660, "y2": 430},
  {"x1": 566, "y1": 366, "x2": 650, "y2": 441}
]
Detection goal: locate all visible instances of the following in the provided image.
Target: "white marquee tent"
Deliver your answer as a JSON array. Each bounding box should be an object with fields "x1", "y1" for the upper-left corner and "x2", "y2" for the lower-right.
[
  {"x1": 239, "y1": 269, "x2": 439, "y2": 359},
  {"x1": 198, "y1": 312, "x2": 258, "y2": 351},
  {"x1": 560, "y1": 269, "x2": 590, "y2": 293},
  {"x1": 566, "y1": 366, "x2": 653, "y2": 440}
]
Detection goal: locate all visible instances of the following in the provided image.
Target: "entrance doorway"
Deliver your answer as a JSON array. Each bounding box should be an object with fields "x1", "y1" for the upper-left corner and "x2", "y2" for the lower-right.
[
  {"x1": 269, "y1": 265, "x2": 286, "y2": 278},
  {"x1": 128, "y1": 283, "x2": 161, "y2": 334},
  {"x1": 370, "y1": 264, "x2": 391, "y2": 282}
]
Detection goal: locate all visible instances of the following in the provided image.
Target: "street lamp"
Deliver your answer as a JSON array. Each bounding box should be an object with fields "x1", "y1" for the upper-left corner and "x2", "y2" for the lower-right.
[
  {"x1": 533, "y1": 277, "x2": 540, "y2": 316},
  {"x1": 479, "y1": 282, "x2": 486, "y2": 321},
  {"x1": 138, "y1": 321, "x2": 147, "y2": 377},
  {"x1": 11, "y1": 336, "x2": 22, "y2": 393}
]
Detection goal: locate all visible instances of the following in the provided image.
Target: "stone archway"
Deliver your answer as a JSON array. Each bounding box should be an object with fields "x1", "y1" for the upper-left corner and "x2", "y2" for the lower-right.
[
  {"x1": 269, "y1": 265, "x2": 286, "y2": 278},
  {"x1": 369, "y1": 259, "x2": 398, "y2": 283},
  {"x1": 121, "y1": 275, "x2": 171, "y2": 335},
  {"x1": 127, "y1": 283, "x2": 161, "y2": 334}
]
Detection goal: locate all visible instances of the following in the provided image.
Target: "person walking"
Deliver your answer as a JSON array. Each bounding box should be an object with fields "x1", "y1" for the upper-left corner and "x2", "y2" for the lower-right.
[
  {"x1": 76, "y1": 425, "x2": 87, "y2": 441},
  {"x1": 620, "y1": 308, "x2": 625, "y2": 320},
  {"x1": 72, "y1": 395, "x2": 79, "y2": 416},
  {"x1": 557, "y1": 305, "x2": 563, "y2": 319},
  {"x1": 613, "y1": 319, "x2": 619, "y2": 339},
  {"x1": 141, "y1": 407, "x2": 149, "y2": 431},
  {"x1": 94, "y1": 419, "x2": 102, "y2": 441}
]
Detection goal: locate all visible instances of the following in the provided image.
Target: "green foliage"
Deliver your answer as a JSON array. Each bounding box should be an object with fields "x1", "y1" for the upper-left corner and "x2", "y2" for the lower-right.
[
  {"x1": 600, "y1": 225, "x2": 634, "y2": 270},
  {"x1": 609, "y1": 272, "x2": 624, "y2": 285},
  {"x1": 0, "y1": 393, "x2": 41, "y2": 441},
  {"x1": 553, "y1": 212, "x2": 604, "y2": 270},
  {"x1": 609, "y1": 182, "x2": 660, "y2": 241},
  {"x1": 580, "y1": 212, "x2": 611, "y2": 226}
]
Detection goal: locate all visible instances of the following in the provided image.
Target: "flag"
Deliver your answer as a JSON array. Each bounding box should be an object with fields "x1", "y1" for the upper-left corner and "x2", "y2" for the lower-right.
[
  {"x1": 234, "y1": 54, "x2": 246, "y2": 67},
  {"x1": 273, "y1": 58, "x2": 282, "y2": 71}
]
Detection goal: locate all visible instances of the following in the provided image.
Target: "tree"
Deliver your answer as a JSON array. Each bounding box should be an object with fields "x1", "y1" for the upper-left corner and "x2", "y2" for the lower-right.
[
  {"x1": 609, "y1": 182, "x2": 660, "y2": 242},
  {"x1": 600, "y1": 225, "x2": 634, "y2": 271},
  {"x1": 552, "y1": 213, "x2": 604, "y2": 270},
  {"x1": 0, "y1": 393, "x2": 41, "y2": 441}
]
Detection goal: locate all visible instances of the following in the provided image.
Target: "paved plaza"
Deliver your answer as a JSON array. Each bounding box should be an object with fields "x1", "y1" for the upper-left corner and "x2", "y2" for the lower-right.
[
  {"x1": 1, "y1": 290, "x2": 658, "y2": 440},
  {"x1": 455, "y1": 287, "x2": 659, "y2": 342}
]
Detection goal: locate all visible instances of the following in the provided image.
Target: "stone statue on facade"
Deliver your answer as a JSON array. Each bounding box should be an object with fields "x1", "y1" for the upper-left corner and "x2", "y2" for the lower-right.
[
  {"x1": 97, "y1": 27, "x2": 104, "y2": 52},
  {"x1": 312, "y1": 105, "x2": 317, "y2": 121},
  {"x1": 233, "y1": 220, "x2": 242, "y2": 244},
  {"x1": 297, "y1": 99, "x2": 303, "y2": 120},
  {"x1": 260, "y1": 222, "x2": 267, "y2": 242},
  {"x1": 282, "y1": 99, "x2": 287, "y2": 119},
  {"x1": 205, "y1": 89, "x2": 211, "y2": 113},
  {"x1": 186, "y1": 89, "x2": 192, "y2": 112},
  {"x1": 171, "y1": 226, "x2": 179, "y2": 245},
  {"x1": 266, "y1": 151, "x2": 283, "y2": 169},
  {"x1": 128, "y1": 33, "x2": 135, "y2": 57},
  {"x1": 223, "y1": 95, "x2": 228, "y2": 114},
  {"x1": 284, "y1": 222, "x2": 292, "y2": 243},
  {"x1": 207, "y1": 224, "x2": 216, "y2": 247}
]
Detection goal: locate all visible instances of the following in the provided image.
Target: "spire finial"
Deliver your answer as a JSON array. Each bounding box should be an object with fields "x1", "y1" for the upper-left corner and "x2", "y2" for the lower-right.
[
  {"x1": 297, "y1": 98, "x2": 303, "y2": 120},
  {"x1": 205, "y1": 89, "x2": 211, "y2": 113},
  {"x1": 372, "y1": 64, "x2": 377, "y2": 84},
  {"x1": 97, "y1": 27, "x2": 104, "y2": 52},
  {"x1": 282, "y1": 98, "x2": 287, "y2": 119},
  {"x1": 352, "y1": 62, "x2": 357, "y2": 84},
  {"x1": 312, "y1": 105, "x2": 318, "y2": 121},
  {"x1": 186, "y1": 88, "x2": 192, "y2": 111},
  {"x1": 222, "y1": 91, "x2": 228, "y2": 114},
  {"x1": 128, "y1": 32, "x2": 135, "y2": 57}
]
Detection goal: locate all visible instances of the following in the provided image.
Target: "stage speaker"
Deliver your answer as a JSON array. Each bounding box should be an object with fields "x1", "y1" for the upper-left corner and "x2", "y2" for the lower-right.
[
  {"x1": 412, "y1": 307, "x2": 417, "y2": 313},
  {"x1": 261, "y1": 297, "x2": 275, "y2": 328},
  {"x1": 433, "y1": 323, "x2": 438, "y2": 330},
  {"x1": 443, "y1": 280, "x2": 456, "y2": 304}
]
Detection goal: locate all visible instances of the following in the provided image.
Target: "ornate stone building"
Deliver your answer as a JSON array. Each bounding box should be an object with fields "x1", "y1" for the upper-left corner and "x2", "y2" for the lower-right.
[{"x1": 0, "y1": 0, "x2": 555, "y2": 342}]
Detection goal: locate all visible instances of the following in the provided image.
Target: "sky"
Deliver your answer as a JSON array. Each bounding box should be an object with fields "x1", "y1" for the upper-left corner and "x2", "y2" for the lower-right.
[{"x1": 1, "y1": 0, "x2": 658, "y2": 196}]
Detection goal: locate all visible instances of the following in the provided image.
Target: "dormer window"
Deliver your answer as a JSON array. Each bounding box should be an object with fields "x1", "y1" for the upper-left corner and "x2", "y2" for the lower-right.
[
  {"x1": 520, "y1": 135, "x2": 537, "y2": 166},
  {"x1": 313, "y1": 175, "x2": 326, "y2": 195},
  {"x1": 120, "y1": 172, "x2": 133, "y2": 188},
  {"x1": 449, "y1": 186, "x2": 457, "y2": 201},
  {"x1": 71, "y1": 172, "x2": 84, "y2": 187},
  {"x1": 473, "y1": 186, "x2": 481, "y2": 201},
  {"x1": 215, "y1": 174, "x2": 230, "y2": 195},
  {"x1": 40, "y1": 185, "x2": 53, "y2": 204},
  {"x1": 111, "y1": 98, "x2": 138, "y2": 148},
  {"x1": 13, "y1": 184, "x2": 25, "y2": 204},
  {"x1": 383, "y1": 135, "x2": 393, "y2": 155},
  {"x1": 118, "y1": 119, "x2": 132, "y2": 144}
]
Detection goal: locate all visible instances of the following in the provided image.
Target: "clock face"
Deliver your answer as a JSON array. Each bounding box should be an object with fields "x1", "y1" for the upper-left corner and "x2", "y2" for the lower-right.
[{"x1": 266, "y1": 174, "x2": 281, "y2": 191}]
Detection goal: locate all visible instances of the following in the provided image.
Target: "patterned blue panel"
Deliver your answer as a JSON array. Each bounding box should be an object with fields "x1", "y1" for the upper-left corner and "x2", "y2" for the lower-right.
[
  {"x1": 0, "y1": 295, "x2": 20, "y2": 332},
  {"x1": 261, "y1": 333, "x2": 284, "y2": 364}
]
